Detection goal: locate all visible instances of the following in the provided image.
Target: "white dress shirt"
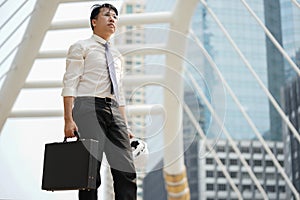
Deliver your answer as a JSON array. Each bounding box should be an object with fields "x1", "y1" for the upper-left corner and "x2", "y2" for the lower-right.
[{"x1": 61, "y1": 34, "x2": 125, "y2": 106}]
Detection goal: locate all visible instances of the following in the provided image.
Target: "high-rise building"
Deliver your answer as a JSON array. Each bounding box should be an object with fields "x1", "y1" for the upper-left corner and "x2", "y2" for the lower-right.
[
  {"x1": 280, "y1": 0, "x2": 300, "y2": 199},
  {"x1": 280, "y1": 0, "x2": 300, "y2": 80},
  {"x1": 263, "y1": 0, "x2": 284, "y2": 141},
  {"x1": 197, "y1": 0, "x2": 278, "y2": 140},
  {"x1": 198, "y1": 139, "x2": 286, "y2": 200},
  {"x1": 282, "y1": 76, "x2": 300, "y2": 200}
]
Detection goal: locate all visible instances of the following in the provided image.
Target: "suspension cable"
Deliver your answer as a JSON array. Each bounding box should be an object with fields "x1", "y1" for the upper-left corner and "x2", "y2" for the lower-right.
[
  {"x1": 0, "y1": 8, "x2": 33, "y2": 49},
  {"x1": 0, "y1": 0, "x2": 9, "y2": 7},
  {"x1": 291, "y1": 0, "x2": 300, "y2": 8},
  {"x1": 0, "y1": 0, "x2": 29, "y2": 30},
  {"x1": 0, "y1": 37, "x2": 25, "y2": 70}
]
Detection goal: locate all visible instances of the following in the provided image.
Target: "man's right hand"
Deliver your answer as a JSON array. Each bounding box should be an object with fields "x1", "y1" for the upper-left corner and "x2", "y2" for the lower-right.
[
  {"x1": 64, "y1": 119, "x2": 78, "y2": 138},
  {"x1": 63, "y1": 96, "x2": 77, "y2": 138}
]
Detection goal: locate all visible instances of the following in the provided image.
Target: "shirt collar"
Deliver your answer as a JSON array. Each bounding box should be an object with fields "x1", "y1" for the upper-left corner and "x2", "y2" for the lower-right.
[{"x1": 92, "y1": 34, "x2": 110, "y2": 45}]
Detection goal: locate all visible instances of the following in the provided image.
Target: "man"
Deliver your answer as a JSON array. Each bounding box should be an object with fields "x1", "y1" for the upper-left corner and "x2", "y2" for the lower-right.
[{"x1": 61, "y1": 3, "x2": 137, "y2": 200}]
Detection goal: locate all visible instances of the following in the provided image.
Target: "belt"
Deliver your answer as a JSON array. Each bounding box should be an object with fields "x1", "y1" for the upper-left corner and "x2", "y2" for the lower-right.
[
  {"x1": 76, "y1": 96, "x2": 119, "y2": 107},
  {"x1": 97, "y1": 97, "x2": 119, "y2": 107}
]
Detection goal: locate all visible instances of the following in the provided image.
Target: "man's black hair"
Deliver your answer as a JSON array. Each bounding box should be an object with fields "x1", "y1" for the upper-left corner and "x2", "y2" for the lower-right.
[{"x1": 90, "y1": 3, "x2": 118, "y2": 30}]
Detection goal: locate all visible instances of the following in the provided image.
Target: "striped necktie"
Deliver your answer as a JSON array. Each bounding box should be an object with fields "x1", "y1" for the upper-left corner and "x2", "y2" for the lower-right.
[{"x1": 104, "y1": 42, "x2": 119, "y2": 102}]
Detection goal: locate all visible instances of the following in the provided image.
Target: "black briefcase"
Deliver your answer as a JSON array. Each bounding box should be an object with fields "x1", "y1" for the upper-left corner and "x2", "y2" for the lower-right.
[{"x1": 42, "y1": 132, "x2": 99, "y2": 191}]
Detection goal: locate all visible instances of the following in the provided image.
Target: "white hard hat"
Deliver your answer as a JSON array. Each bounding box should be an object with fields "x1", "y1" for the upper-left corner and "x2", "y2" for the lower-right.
[{"x1": 130, "y1": 138, "x2": 149, "y2": 169}]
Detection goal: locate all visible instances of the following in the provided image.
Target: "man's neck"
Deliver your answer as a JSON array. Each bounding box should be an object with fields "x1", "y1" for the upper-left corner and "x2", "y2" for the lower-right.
[{"x1": 94, "y1": 32, "x2": 111, "y2": 41}]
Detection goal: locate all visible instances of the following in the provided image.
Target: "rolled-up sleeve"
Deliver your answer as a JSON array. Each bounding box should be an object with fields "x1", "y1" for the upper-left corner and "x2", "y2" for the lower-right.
[{"x1": 61, "y1": 42, "x2": 85, "y2": 97}]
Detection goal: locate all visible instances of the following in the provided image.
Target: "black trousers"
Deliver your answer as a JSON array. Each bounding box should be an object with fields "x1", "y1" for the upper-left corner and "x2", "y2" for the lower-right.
[{"x1": 73, "y1": 97, "x2": 137, "y2": 200}]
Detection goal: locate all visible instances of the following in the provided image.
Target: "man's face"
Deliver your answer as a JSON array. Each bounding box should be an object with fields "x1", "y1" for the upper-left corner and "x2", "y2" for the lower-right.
[{"x1": 92, "y1": 7, "x2": 118, "y2": 38}]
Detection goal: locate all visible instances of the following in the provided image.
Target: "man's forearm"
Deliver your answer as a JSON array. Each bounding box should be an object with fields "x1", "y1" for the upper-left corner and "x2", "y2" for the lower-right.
[
  {"x1": 119, "y1": 105, "x2": 134, "y2": 138},
  {"x1": 63, "y1": 96, "x2": 78, "y2": 137},
  {"x1": 63, "y1": 96, "x2": 74, "y2": 121},
  {"x1": 118, "y1": 106, "x2": 128, "y2": 127}
]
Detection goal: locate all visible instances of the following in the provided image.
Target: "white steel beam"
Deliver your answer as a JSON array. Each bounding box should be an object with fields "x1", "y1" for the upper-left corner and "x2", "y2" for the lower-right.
[
  {"x1": 37, "y1": 50, "x2": 67, "y2": 59},
  {"x1": 49, "y1": 12, "x2": 172, "y2": 30},
  {"x1": 9, "y1": 110, "x2": 64, "y2": 118},
  {"x1": 23, "y1": 81, "x2": 62, "y2": 89},
  {"x1": 9, "y1": 104, "x2": 164, "y2": 118},
  {"x1": 162, "y1": 1, "x2": 198, "y2": 199},
  {"x1": 0, "y1": 0, "x2": 61, "y2": 133},
  {"x1": 60, "y1": 0, "x2": 93, "y2": 2},
  {"x1": 36, "y1": 43, "x2": 166, "y2": 59},
  {"x1": 23, "y1": 75, "x2": 165, "y2": 89}
]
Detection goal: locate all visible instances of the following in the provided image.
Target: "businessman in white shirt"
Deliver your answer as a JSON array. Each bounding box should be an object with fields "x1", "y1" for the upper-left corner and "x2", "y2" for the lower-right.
[{"x1": 61, "y1": 3, "x2": 137, "y2": 200}]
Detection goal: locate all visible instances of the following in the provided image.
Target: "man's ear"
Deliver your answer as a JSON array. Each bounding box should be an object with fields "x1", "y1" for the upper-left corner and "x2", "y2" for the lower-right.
[{"x1": 92, "y1": 19, "x2": 97, "y2": 28}]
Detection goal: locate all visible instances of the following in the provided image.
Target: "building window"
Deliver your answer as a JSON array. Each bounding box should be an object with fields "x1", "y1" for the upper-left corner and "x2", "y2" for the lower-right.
[
  {"x1": 206, "y1": 184, "x2": 214, "y2": 191},
  {"x1": 241, "y1": 147, "x2": 249, "y2": 153},
  {"x1": 206, "y1": 158, "x2": 213, "y2": 164},
  {"x1": 266, "y1": 160, "x2": 273, "y2": 167},
  {"x1": 230, "y1": 171, "x2": 237, "y2": 178},
  {"x1": 126, "y1": 25, "x2": 133, "y2": 30},
  {"x1": 217, "y1": 171, "x2": 225, "y2": 178},
  {"x1": 277, "y1": 148, "x2": 283, "y2": 154},
  {"x1": 218, "y1": 184, "x2": 226, "y2": 191},
  {"x1": 126, "y1": 5, "x2": 133, "y2": 13},
  {"x1": 279, "y1": 160, "x2": 284, "y2": 167},
  {"x1": 221, "y1": 158, "x2": 226, "y2": 164},
  {"x1": 206, "y1": 170, "x2": 214, "y2": 177},
  {"x1": 253, "y1": 148, "x2": 261, "y2": 154},
  {"x1": 242, "y1": 185, "x2": 251, "y2": 191},
  {"x1": 255, "y1": 172, "x2": 262, "y2": 179},
  {"x1": 279, "y1": 186, "x2": 285, "y2": 192},
  {"x1": 266, "y1": 186, "x2": 275, "y2": 193},
  {"x1": 242, "y1": 172, "x2": 250, "y2": 179},
  {"x1": 254, "y1": 160, "x2": 262, "y2": 166},
  {"x1": 229, "y1": 159, "x2": 238, "y2": 165},
  {"x1": 217, "y1": 146, "x2": 225, "y2": 152}
]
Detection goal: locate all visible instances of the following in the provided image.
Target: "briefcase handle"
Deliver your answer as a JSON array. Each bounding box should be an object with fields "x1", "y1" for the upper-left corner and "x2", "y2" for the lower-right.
[{"x1": 63, "y1": 131, "x2": 80, "y2": 143}]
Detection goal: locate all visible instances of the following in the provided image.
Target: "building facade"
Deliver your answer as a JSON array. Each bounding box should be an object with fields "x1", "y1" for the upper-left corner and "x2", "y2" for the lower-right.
[
  {"x1": 280, "y1": 0, "x2": 300, "y2": 199},
  {"x1": 197, "y1": 0, "x2": 279, "y2": 140},
  {"x1": 199, "y1": 139, "x2": 286, "y2": 200},
  {"x1": 282, "y1": 76, "x2": 300, "y2": 200}
]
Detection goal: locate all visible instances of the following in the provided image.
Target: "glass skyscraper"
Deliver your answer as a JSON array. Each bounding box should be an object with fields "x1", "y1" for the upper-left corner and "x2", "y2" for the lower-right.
[
  {"x1": 280, "y1": 0, "x2": 300, "y2": 199},
  {"x1": 280, "y1": 0, "x2": 300, "y2": 80},
  {"x1": 196, "y1": 0, "x2": 274, "y2": 140}
]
